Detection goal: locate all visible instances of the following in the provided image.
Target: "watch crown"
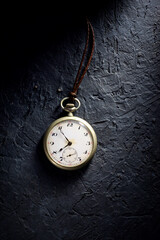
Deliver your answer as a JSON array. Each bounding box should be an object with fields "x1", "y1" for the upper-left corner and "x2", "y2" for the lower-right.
[{"x1": 60, "y1": 97, "x2": 81, "y2": 115}]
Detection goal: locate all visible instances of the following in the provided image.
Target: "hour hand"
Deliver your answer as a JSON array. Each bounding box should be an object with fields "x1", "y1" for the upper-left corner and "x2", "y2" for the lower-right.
[{"x1": 58, "y1": 142, "x2": 72, "y2": 152}]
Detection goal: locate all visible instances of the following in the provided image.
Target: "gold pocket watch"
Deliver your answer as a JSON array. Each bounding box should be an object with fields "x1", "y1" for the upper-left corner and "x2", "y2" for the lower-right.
[
  {"x1": 43, "y1": 97, "x2": 97, "y2": 170},
  {"x1": 43, "y1": 19, "x2": 97, "y2": 170}
]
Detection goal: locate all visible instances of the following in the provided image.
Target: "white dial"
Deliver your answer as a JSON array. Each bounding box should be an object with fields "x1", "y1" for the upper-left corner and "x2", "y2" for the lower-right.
[{"x1": 44, "y1": 117, "x2": 97, "y2": 170}]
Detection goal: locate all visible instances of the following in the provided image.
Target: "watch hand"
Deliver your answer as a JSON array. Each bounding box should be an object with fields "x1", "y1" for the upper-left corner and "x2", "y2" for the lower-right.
[
  {"x1": 67, "y1": 153, "x2": 76, "y2": 157},
  {"x1": 59, "y1": 129, "x2": 72, "y2": 144},
  {"x1": 58, "y1": 143, "x2": 70, "y2": 152}
]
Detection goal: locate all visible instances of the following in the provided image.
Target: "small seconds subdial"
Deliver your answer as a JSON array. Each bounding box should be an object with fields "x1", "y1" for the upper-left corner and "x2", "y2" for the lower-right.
[
  {"x1": 62, "y1": 147, "x2": 78, "y2": 163},
  {"x1": 44, "y1": 117, "x2": 97, "y2": 170}
]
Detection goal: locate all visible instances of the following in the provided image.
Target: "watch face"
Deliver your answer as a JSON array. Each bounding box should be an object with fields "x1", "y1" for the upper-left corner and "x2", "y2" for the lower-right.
[{"x1": 43, "y1": 116, "x2": 97, "y2": 170}]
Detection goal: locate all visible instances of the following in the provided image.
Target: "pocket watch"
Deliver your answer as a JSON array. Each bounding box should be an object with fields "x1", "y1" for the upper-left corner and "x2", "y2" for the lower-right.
[
  {"x1": 43, "y1": 97, "x2": 97, "y2": 170},
  {"x1": 43, "y1": 19, "x2": 97, "y2": 170}
]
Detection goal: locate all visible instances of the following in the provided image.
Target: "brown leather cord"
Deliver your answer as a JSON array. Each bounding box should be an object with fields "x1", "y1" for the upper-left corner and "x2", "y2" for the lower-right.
[{"x1": 69, "y1": 19, "x2": 95, "y2": 100}]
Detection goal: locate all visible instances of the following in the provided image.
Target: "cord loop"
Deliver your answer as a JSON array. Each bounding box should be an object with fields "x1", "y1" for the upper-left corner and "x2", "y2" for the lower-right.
[{"x1": 69, "y1": 19, "x2": 95, "y2": 101}]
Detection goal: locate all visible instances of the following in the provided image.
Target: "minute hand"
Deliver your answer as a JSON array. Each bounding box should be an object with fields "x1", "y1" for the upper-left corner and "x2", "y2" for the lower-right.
[{"x1": 60, "y1": 129, "x2": 72, "y2": 144}]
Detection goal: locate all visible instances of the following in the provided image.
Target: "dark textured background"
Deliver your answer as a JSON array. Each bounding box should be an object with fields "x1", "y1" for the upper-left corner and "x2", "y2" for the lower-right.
[{"x1": 0, "y1": 1, "x2": 160, "y2": 239}]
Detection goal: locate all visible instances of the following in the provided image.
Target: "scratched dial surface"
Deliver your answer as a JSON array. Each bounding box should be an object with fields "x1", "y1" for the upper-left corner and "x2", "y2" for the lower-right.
[{"x1": 45, "y1": 119, "x2": 94, "y2": 168}]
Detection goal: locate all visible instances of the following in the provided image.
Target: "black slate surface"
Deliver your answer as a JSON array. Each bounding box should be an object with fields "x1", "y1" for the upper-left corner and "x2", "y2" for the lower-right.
[{"x1": 0, "y1": 1, "x2": 160, "y2": 239}]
